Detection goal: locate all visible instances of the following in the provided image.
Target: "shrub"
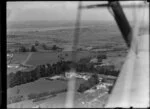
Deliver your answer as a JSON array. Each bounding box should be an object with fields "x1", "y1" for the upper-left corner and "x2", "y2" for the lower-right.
[
  {"x1": 52, "y1": 45, "x2": 58, "y2": 50},
  {"x1": 97, "y1": 54, "x2": 107, "y2": 60},
  {"x1": 19, "y1": 46, "x2": 28, "y2": 52},
  {"x1": 7, "y1": 95, "x2": 25, "y2": 104},
  {"x1": 77, "y1": 74, "x2": 99, "y2": 93},
  {"x1": 50, "y1": 88, "x2": 67, "y2": 95},
  {"x1": 107, "y1": 86, "x2": 113, "y2": 94},
  {"x1": 7, "y1": 49, "x2": 11, "y2": 53},
  {"x1": 38, "y1": 92, "x2": 50, "y2": 98},
  {"x1": 35, "y1": 41, "x2": 39, "y2": 46},
  {"x1": 42, "y1": 43, "x2": 50, "y2": 50},
  {"x1": 65, "y1": 53, "x2": 68, "y2": 57},
  {"x1": 28, "y1": 93, "x2": 38, "y2": 100}
]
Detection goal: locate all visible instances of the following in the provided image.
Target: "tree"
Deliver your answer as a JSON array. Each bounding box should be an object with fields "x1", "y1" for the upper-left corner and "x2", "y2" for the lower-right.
[
  {"x1": 16, "y1": 88, "x2": 20, "y2": 94},
  {"x1": 52, "y1": 45, "x2": 58, "y2": 50},
  {"x1": 7, "y1": 49, "x2": 11, "y2": 53},
  {"x1": 28, "y1": 93, "x2": 38, "y2": 100},
  {"x1": 88, "y1": 74, "x2": 99, "y2": 85},
  {"x1": 79, "y1": 57, "x2": 91, "y2": 64},
  {"x1": 30, "y1": 45, "x2": 37, "y2": 52},
  {"x1": 42, "y1": 43, "x2": 49, "y2": 50},
  {"x1": 65, "y1": 53, "x2": 68, "y2": 57},
  {"x1": 108, "y1": 86, "x2": 113, "y2": 94},
  {"x1": 97, "y1": 54, "x2": 107, "y2": 61},
  {"x1": 35, "y1": 41, "x2": 39, "y2": 46},
  {"x1": 77, "y1": 74, "x2": 99, "y2": 93},
  {"x1": 19, "y1": 46, "x2": 27, "y2": 52}
]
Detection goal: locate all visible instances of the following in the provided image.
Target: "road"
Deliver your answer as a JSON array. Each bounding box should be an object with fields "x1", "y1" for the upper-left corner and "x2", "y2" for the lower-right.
[{"x1": 22, "y1": 52, "x2": 33, "y2": 65}]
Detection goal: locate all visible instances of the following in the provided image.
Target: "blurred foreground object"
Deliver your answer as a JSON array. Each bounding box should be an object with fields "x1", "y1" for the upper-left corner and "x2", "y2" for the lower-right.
[
  {"x1": 105, "y1": 1, "x2": 149, "y2": 107},
  {"x1": 105, "y1": 33, "x2": 149, "y2": 107}
]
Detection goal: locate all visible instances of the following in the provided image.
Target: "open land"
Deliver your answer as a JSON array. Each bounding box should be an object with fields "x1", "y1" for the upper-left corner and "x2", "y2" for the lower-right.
[{"x1": 7, "y1": 21, "x2": 147, "y2": 108}]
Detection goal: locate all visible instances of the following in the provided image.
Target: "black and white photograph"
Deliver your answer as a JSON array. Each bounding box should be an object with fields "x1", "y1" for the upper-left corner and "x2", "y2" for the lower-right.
[{"x1": 6, "y1": 1, "x2": 149, "y2": 108}]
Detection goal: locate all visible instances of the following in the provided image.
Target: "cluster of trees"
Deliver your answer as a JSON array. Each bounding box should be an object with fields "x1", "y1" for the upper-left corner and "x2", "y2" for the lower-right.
[
  {"x1": 18, "y1": 45, "x2": 37, "y2": 52},
  {"x1": 14, "y1": 40, "x2": 63, "y2": 52},
  {"x1": 97, "y1": 54, "x2": 107, "y2": 62},
  {"x1": 51, "y1": 45, "x2": 63, "y2": 51},
  {"x1": 34, "y1": 41, "x2": 39, "y2": 46},
  {"x1": 7, "y1": 61, "x2": 72, "y2": 88},
  {"x1": 107, "y1": 85, "x2": 113, "y2": 94},
  {"x1": 7, "y1": 49, "x2": 12, "y2": 53},
  {"x1": 42, "y1": 43, "x2": 50, "y2": 50},
  {"x1": 51, "y1": 45, "x2": 58, "y2": 50},
  {"x1": 76, "y1": 56, "x2": 119, "y2": 77},
  {"x1": 34, "y1": 40, "x2": 62, "y2": 51},
  {"x1": 78, "y1": 57, "x2": 91, "y2": 64},
  {"x1": 7, "y1": 95, "x2": 25, "y2": 104},
  {"x1": 7, "y1": 55, "x2": 119, "y2": 88},
  {"x1": 96, "y1": 67, "x2": 119, "y2": 77},
  {"x1": 28, "y1": 91, "x2": 51, "y2": 100},
  {"x1": 41, "y1": 44, "x2": 63, "y2": 51},
  {"x1": 32, "y1": 94, "x2": 56, "y2": 102},
  {"x1": 76, "y1": 63, "x2": 96, "y2": 73},
  {"x1": 28, "y1": 88, "x2": 67, "y2": 102},
  {"x1": 77, "y1": 74, "x2": 99, "y2": 93}
]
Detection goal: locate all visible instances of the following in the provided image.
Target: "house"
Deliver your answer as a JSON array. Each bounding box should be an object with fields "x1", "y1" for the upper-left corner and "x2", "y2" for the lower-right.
[
  {"x1": 50, "y1": 75, "x2": 62, "y2": 80},
  {"x1": 96, "y1": 83, "x2": 106, "y2": 89},
  {"x1": 65, "y1": 72, "x2": 77, "y2": 78},
  {"x1": 82, "y1": 75, "x2": 90, "y2": 80},
  {"x1": 84, "y1": 88, "x2": 96, "y2": 93},
  {"x1": 7, "y1": 64, "x2": 19, "y2": 68},
  {"x1": 90, "y1": 58, "x2": 98, "y2": 63},
  {"x1": 7, "y1": 53, "x2": 13, "y2": 58},
  {"x1": 85, "y1": 46, "x2": 93, "y2": 51}
]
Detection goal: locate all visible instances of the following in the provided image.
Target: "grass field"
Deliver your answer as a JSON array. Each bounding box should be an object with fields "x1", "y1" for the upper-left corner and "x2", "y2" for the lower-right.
[
  {"x1": 25, "y1": 51, "x2": 98, "y2": 65},
  {"x1": 9, "y1": 53, "x2": 30, "y2": 64},
  {"x1": 7, "y1": 77, "x2": 86, "y2": 108}
]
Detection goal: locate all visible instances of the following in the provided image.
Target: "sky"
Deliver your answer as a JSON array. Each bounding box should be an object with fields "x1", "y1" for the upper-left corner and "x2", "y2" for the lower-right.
[{"x1": 7, "y1": 1, "x2": 149, "y2": 23}]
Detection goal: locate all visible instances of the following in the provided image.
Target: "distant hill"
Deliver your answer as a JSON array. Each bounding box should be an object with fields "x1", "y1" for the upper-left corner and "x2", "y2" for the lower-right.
[{"x1": 7, "y1": 20, "x2": 115, "y2": 30}]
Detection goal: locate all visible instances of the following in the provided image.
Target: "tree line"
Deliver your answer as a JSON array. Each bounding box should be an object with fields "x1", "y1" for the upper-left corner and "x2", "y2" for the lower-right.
[
  {"x1": 18, "y1": 45, "x2": 37, "y2": 52},
  {"x1": 7, "y1": 61, "x2": 71, "y2": 88},
  {"x1": 17, "y1": 42, "x2": 62, "y2": 52},
  {"x1": 7, "y1": 56, "x2": 119, "y2": 88}
]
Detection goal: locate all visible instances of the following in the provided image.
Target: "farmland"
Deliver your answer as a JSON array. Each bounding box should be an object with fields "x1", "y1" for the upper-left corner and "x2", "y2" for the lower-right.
[
  {"x1": 8, "y1": 53, "x2": 29, "y2": 64},
  {"x1": 7, "y1": 77, "x2": 86, "y2": 108},
  {"x1": 7, "y1": 21, "x2": 130, "y2": 108},
  {"x1": 26, "y1": 51, "x2": 98, "y2": 65},
  {"x1": 8, "y1": 50, "x2": 126, "y2": 72}
]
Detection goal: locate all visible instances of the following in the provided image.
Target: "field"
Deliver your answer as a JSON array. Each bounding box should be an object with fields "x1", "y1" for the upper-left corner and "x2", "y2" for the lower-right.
[
  {"x1": 7, "y1": 21, "x2": 128, "y2": 68},
  {"x1": 8, "y1": 53, "x2": 30, "y2": 64},
  {"x1": 26, "y1": 51, "x2": 99, "y2": 65},
  {"x1": 7, "y1": 21, "x2": 127, "y2": 49},
  {"x1": 7, "y1": 77, "x2": 86, "y2": 108}
]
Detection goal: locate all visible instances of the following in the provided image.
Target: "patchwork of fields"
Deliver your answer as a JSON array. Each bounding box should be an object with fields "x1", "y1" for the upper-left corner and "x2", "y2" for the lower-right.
[
  {"x1": 7, "y1": 21, "x2": 130, "y2": 108},
  {"x1": 7, "y1": 77, "x2": 86, "y2": 108}
]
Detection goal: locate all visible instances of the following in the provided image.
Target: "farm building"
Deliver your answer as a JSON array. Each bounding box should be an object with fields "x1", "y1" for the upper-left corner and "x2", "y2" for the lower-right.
[
  {"x1": 7, "y1": 64, "x2": 19, "y2": 68},
  {"x1": 65, "y1": 72, "x2": 77, "y2": 78},
  {"x1": 90, "y1": 58, "x2": 98, "y2": 63}
]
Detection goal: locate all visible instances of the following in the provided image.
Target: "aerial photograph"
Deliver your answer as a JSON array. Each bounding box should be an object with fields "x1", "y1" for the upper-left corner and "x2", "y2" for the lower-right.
[{"x1": 7, "y1": 1, "x2": 149, "y2": 108}]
